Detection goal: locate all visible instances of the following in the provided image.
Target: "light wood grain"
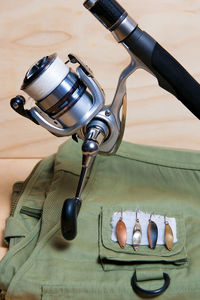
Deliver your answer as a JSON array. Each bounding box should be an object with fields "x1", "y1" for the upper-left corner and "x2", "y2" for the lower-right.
[{"x1": 1, "y1": 0, "x2": 200, "y2": 158}]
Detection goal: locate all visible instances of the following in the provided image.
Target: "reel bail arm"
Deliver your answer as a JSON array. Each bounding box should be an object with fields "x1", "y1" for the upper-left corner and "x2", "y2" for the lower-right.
[{"x1": 10, "y1": 95, "x2": 39, "y2": 125}]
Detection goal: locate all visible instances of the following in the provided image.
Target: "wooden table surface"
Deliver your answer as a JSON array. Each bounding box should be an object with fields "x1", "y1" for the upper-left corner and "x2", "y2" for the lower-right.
[{"x1": 1, "y1": 0, "x2": 200, "y2": 259}]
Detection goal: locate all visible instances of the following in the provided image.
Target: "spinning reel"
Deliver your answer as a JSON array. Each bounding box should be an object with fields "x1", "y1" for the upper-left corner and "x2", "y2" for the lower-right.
[
  {"x1": 11, "y1": 0, "x2": 200, "y2": 242},
  {"x1": 11, "y1": 52, "x2": 136, "y2": 240}
]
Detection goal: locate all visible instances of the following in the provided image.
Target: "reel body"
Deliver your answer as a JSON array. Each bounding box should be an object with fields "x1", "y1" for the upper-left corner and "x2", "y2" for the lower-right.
[{"x1": 10, "y1": 51, "x2": 136, "y2": 240}]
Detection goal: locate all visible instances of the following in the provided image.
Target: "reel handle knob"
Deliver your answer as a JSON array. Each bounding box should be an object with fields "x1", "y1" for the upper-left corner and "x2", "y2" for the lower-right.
[{"x1": 61, "y1": 197, "x2": 82, "y2": 240}]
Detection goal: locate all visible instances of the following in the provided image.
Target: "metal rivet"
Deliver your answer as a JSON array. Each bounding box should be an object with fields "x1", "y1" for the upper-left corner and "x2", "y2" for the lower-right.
[
  {"x1": 13, "y1": 103, "x2": 19, "y2": 109},
  {"x1": 105, "y1": 110, "x2": 111, "y2": 116}
]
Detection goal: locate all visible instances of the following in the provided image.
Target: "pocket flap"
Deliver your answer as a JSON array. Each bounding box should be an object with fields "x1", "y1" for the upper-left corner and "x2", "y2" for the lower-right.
[
  {"x1": 4, "y1": 217, "x2": 27, "y2": 244},
  {"x1": 99, "y1": 207, "x2": 188, "y2": 271}
]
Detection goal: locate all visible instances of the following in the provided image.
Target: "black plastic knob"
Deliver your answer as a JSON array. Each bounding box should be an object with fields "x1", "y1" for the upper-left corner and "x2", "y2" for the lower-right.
[{"x1": 61, "y1": 197, "x2": 82, "y2": 240}]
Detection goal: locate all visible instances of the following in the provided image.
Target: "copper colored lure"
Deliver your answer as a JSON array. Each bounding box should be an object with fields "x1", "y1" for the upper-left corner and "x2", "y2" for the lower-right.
[
  {"x1": 116, "y1": 211, "x2": 127, "y2": 248},
  {"x1": 164, "y1": 216, "x2": 174, "y2": 251},
  {"x1": 147, "y1": 214, "x2": 158, "y2": 249},
  {"x1": 132, "y1": 211, "x2": 142, "y2": 251}
]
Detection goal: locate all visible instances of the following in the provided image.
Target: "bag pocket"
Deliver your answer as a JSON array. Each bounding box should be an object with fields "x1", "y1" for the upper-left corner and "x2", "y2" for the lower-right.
[
  {"x1": 99, "y1": 207, "x2": 188, "y2": 271},
  {"x1": 4, "y1": 206, "x2": 42, "y2": 249}
]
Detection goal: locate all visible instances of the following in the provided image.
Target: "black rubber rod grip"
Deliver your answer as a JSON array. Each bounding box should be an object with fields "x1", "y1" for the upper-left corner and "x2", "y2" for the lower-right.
[
  {"x1": 119, "y1": 26, "x2": 200, "y2": 120},
  {"x1": 151, "y1": 43, "x2": 200, "y2": 119},
  {"x1": 84, "y1": 0, "x2": 126, "y2": 30},
  {"x1": 84, "y1": 0, "x2": 200, "y2": 119}
]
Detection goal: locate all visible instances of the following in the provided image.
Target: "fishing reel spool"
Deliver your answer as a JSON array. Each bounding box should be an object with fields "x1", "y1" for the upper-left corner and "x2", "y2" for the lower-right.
[
  {"x1": 10, "y1": 52, "x2": 135, "y2": 240},
  {"x1": 11, "y1": 53, "x2": 106, "y2": 138}
]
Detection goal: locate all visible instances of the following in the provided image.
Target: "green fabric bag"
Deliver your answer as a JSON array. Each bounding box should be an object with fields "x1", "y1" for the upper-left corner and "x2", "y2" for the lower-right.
[{"x1": 0, "y1": 139, "x2": 200, "y2": 299}]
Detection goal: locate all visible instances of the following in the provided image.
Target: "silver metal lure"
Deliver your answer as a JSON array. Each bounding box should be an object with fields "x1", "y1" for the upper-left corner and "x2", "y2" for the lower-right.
[{"x1": 132, "y1": 210, "x2": 142, "y2": 251}]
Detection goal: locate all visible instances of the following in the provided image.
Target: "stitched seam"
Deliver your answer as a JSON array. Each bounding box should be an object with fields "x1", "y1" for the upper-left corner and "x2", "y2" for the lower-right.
[{"x1": 113, "y1": 153, "x2": 200, "y2": 171}]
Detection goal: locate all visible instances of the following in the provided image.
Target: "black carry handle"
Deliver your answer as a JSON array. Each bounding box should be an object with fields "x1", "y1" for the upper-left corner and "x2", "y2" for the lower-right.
[
  {"x1": 84, "y1": 0, "x2": 200, "y2": 120},
  {"x1": 131, "y1": 271, "x2": 170, "y2": 298}
]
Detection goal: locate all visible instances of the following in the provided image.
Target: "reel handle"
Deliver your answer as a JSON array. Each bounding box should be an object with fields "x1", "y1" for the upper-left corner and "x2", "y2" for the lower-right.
[{"x1": 61, "y1": 122, "x2": 108, "y2": 240}]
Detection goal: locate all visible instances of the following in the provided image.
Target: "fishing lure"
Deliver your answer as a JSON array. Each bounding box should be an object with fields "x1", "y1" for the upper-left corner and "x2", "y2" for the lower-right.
[
  {"x1": 164, "y1": 216, "x2": 174, "y2": 251},
  {"x1": 147, "y1": 213, "x2": 158, "y2": 249},
  {"x1": 116, "y1": 210, "x2": 127, "y2": 248},
  {"x1": 132, "y1": 210, "x2": 142, "y2": 251}
]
